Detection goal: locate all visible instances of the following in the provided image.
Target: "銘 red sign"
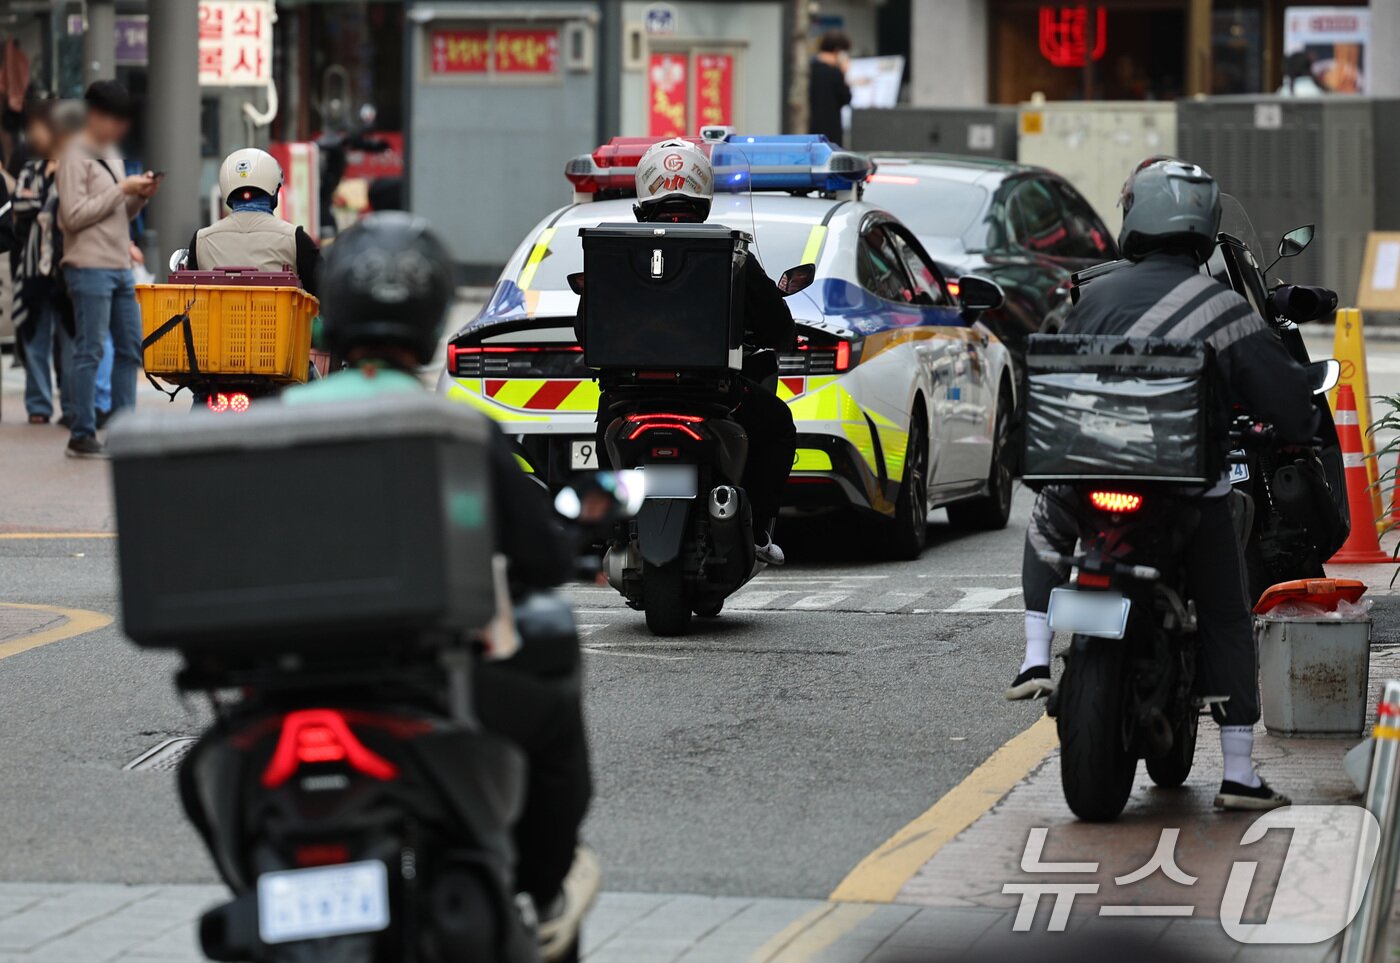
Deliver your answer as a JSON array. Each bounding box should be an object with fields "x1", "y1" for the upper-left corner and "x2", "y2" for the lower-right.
[
  {"x1": 1039, "y1": 6, "x2": 1107, "y2": 68},
  {"x1": 695, "y1": 54, "x2": 734, "y2": 129},
  {"x1": 648, "y1": 53, "x2": 689, "y2": 138},
  {"x1": 429, "y1": 27, "x2": 559, "y2": 75},
  {"x1": 494, "y1": 29, "x2": 559, "y2": 73},
  {"x1": 431, "y1": 28, "x2": 491, "y2": 73}
]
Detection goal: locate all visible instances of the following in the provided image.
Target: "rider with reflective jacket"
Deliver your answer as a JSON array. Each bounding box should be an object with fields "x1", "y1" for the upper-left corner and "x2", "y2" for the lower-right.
[
  {"x1": 1009, "y1": 158, "x2": 1319, "y2": 812},
  {"x1": 284, "y1": 212, "x2": 597, "y2": 959}
]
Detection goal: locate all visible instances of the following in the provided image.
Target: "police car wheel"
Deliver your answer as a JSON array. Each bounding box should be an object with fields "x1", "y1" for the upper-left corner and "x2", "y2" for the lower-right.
[{"x1": 882, "y1": 405, "x2": 929, "y2": 561}]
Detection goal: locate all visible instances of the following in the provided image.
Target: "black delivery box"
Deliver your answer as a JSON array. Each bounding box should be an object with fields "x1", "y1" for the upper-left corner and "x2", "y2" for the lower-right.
[
  {"x1": 108, "y1": 393, "x2": 496, "y2": 651},
  {"x1": 580, "y1": 222, "x2": 749, "y2": 371},
  {"x1": 1022, "y1": 334, "x2": 1218, "y2": 485}
]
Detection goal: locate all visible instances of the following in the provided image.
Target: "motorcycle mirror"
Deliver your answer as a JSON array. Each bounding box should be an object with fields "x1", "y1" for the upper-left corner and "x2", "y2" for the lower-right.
[
  {"x1": 1308, "y1": 359, "x2": 1341, "y2": 396},
  {"x1": 1279, "y1": 225, "x2": 1314, "y2": 259},
  {"x1": 168, "y1": 248, "x2": 189, "y2": 273},
  {"x1": 567, "y1": 272, "x2": 586, "y2": 295},
  {"x1": 777, "y1": 263, "x2": 816, "y2": 297},
  {"x1": 957, "y1": 274, "x2": 1006, "y2": 315}
]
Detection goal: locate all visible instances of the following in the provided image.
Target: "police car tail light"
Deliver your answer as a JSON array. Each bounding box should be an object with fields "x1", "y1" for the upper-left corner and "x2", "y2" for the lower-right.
[
  {"x1": 261, "y1": 709, "x2": 400, "y2": 789},
  {"x1": 787, "y1": 337, "x2": 859, "y2": 375},
  {"x1": 448, "y1": 343, "x2": 584, "y2": 378},
  {"x1": 1088, "y1": 491, "x2": 1143, "y2": 513}
]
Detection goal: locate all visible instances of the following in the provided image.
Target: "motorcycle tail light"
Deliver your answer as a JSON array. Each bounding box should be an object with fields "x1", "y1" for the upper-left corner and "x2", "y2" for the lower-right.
[
  {"x1": 1077, "y1": 571, "x2": 1112, "y2": 589},
  {"x1": 295, "y1": 843, "x2": 351, "y2": 867},
  {"x1": 625, "y1": 412, "x2": 704, "y2": 441},
  {"x1": 1088, "y1": 491, "x2": 1143, "y2": 513},
  {"x1": 262, "y1": 709, "x2": 399, "y2": 788}
]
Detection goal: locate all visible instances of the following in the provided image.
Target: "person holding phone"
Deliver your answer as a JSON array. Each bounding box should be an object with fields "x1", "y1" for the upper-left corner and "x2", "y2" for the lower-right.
[{"x1": 56, "y1": 80, "x2": 159, "y2": 458}]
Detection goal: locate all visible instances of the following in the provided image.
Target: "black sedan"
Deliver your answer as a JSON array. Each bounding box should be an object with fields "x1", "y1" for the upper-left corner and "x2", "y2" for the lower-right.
[{"x1": 861, "y1": 153, "x2": 1119, "y2": 381}]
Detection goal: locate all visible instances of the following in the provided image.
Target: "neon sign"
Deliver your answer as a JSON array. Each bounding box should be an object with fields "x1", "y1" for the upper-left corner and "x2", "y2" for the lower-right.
[{"x1": 1039, "y1": 6, "x2": 1108, "y2": 68}]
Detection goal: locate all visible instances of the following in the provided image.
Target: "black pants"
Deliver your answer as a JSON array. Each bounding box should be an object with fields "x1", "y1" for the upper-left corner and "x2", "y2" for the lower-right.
[
  {"x1": 475, "y1": 638, "x2": 592, "y2": 909},
  {"x1": 1022, "y1": 486, "x2": 1259, "y2": 727},
  {"x1": 733, "y1": 381, "x2": 797, "y2": 534}
]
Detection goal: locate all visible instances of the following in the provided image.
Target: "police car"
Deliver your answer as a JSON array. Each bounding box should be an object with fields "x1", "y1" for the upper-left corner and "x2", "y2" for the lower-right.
[{"x1": 439, "y1": 134, "x2": 1016, "y2": 558}]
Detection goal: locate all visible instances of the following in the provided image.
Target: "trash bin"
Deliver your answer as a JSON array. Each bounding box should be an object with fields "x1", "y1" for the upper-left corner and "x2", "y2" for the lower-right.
[{"x1": 1254, "y1": 578, "x2": 1372, "y2": 737}]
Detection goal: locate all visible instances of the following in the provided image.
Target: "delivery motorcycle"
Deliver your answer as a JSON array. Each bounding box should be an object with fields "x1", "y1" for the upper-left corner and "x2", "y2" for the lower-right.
[
  {"x1": 1071, "y1": 198, "x2": 1347, "y2": 602},
  {"x1": 109, "y1": 395, "x2": 580, "y2": 963},
  {"x1": 571, "y1": 222, "x2": 814, "y2": 636}
]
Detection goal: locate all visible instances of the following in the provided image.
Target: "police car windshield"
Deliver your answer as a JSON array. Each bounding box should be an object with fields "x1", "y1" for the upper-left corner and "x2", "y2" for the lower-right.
[{"x1": 860, "y1": 176, "x2": 989, "y2": 253}]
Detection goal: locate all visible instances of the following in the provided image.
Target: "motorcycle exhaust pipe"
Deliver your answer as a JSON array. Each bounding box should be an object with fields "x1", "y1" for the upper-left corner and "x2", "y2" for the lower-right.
[
  {"x1": 1271, "y1": 462, "x2": 1317, "y2": 527},
  {"x1": 603, "y1": 543, "x2": 637, "y2": 591},
  {"x1": 708, "y1": 485, "x2": 748, "y2": 563}
]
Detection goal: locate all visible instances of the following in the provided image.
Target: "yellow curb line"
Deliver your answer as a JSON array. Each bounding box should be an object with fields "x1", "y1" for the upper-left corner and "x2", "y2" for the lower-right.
[
  {"x1": 0, "y1": 602, "x2": 114, "y2": 659},
  {"x1": 751, "y1": 903, "x2": 878, "y2": 962},
  {"x1": 0, "y1": 532, "x2": 115, "y2": 540},
  {"x1": 829, "y1": 715, "x2": 1058, "y2": 903}
]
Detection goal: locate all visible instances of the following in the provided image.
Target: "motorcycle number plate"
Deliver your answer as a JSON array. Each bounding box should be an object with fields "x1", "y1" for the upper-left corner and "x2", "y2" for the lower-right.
[
  {"x1": 571, "y1": 439, "x2": 600, "y2": 470},
  {"x1": 1228, "y1": 450, "x2": 1250, "y2": 484},
  {"x1": 257, "y1": 860, "x2": 390, "y2": 945},
  {"x1": 1047, "y1": 587, "x2": 1131, "y2": 640},
  {"x1": 637, "y1": 463, "x2": 698, "y2": 499}
]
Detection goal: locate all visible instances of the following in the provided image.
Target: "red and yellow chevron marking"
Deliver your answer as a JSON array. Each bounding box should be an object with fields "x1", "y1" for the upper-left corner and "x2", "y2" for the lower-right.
[
  {"x1": 483, "y1": 378, "x2": 600, "y2": 412},
  {"x1": 777, "y1": 377, "x2": 806, "y2": 401}
]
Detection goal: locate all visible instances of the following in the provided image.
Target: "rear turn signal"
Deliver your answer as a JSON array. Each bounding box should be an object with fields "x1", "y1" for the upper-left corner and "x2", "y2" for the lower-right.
[
  {"x1": 262, "y1": 709, "x2": 399, "y2": 788},
  {"x1": 1088, "y1": 491, "x2": 1143, "y2": 513}
]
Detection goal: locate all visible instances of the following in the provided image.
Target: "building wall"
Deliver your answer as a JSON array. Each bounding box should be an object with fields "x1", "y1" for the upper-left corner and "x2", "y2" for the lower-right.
[
  {"x1": 909, "y1": 0, "x2": 987, "y2": 106},
  {"x1": 618, "y1": 1, "x2": 784, "y2": 136}
]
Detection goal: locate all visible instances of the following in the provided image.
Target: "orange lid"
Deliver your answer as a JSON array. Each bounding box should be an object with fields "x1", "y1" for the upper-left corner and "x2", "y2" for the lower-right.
[{"x1": 1253, "y1": 578, "x2": 1367, "y2": 615}]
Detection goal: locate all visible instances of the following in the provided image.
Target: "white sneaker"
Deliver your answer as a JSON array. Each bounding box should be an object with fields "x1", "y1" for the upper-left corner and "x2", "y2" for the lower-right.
[
  {"x1": 538, "y1": 846, "x2": 601, "y2": 962},
  {"x1": 755, "y1": 540, "x2": 786, "y2": 566}
]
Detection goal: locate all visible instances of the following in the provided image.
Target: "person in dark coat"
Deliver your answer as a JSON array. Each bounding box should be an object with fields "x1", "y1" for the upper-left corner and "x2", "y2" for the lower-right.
[{"x1": 808, "y1": 30, "x2": 852, "y2": 146}]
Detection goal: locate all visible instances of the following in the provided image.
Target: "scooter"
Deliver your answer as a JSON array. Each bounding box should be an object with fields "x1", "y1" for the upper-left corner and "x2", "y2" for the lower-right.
[{"x1": 580, "y1": 256, "x2": 816, "y2": 636}]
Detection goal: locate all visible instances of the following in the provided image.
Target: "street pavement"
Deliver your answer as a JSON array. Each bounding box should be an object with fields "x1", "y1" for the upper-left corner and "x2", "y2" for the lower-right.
[{"x1": 0, "y1": 319, "x2": 1398, "y2": 961}]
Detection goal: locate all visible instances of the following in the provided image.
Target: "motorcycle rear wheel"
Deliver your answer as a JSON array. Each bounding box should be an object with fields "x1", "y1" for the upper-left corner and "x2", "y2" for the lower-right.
[
  {"x1": 643, "y1": 560, "x2": 691, "y2": 636},
  {"x1": 1146, "y1": 709, "x2": 1198, "y2": 789},
  {"x1": 1057, "y1": 636, "x2": 1137, "y2": 822}
]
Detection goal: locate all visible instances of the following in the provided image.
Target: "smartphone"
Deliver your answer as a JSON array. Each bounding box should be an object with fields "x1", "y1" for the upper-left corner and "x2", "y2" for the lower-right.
[{"x1": 149, "y1": 171, "x2": 167, "y2": 180}]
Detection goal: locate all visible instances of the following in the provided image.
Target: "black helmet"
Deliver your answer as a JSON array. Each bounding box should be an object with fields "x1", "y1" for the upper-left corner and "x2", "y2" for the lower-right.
[
  {"x1": 319, "y1": 211, "x2": 455, "y2": 366},
  {"x1": 1117, "y1": 157, "x2": 1221, "y2": 263}
]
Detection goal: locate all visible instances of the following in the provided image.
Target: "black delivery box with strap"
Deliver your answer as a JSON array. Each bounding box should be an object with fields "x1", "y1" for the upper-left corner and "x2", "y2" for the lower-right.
[
  {"x1": 1022, "y1": 334, "x2": 1219, "y2": 485},
  {"x1": 108, "y1": 393, "x2": 496, "y2": 653},
  {"x1": 579, "y1": 223, "x2": 749, "y2": 371}
]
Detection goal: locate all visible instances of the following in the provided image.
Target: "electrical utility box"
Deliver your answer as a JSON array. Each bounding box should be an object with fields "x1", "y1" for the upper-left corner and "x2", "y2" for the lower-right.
[
  {"x1": 1177, "y1": 96, "x2": 1374, "y2": 306},
  {"x1": 1017, "y1": 101, "x2": 1177, "y2": 236},
  {"x1": 849, "y1": 107, "x2": 1018, "y2": 161}
]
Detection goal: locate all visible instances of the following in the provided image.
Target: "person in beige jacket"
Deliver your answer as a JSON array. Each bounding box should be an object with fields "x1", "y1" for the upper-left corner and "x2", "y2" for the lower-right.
[{"x1": 57, "y1": 80, "x2": 159, "y2": 458}]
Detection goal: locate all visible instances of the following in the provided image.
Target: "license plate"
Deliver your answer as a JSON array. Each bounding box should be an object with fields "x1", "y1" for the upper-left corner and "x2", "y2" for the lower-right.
[
  {"x1": 637, "y1": 463, "x2": 698, "y2": 499},
  {"x1": 258, "y1": 860, "x2": 390, "y2": 945},
  {"x1": 571, "y1": 440, "x2": 600, "y2": 470},
  {"x1": 1228, "y1": 450, "x2": 1250, "y2": 484},
  {"x1": 1047, "y1": 587, "x2": 1131, "y2": 640}
]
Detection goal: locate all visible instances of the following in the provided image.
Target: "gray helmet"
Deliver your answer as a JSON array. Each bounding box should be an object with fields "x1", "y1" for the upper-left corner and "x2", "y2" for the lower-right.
[{"x1": 1117, "y1": 157, "x2": 1221, "y2": 263}]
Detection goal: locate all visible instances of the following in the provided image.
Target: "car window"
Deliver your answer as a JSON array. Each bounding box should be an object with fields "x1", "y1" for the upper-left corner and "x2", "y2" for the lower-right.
[
  {"x1": 1006, "y1": 179, "x2": 1071, "y2": 256},
  {"x1": 886, "y1": 228, "x2": 950, "y2": 307},
  {"x1": 1053, "y1": 181, "x2": 1116, "y2": 259},
  {"x1": 857, "y1": 226, "x2": 916, "y2": 303}
]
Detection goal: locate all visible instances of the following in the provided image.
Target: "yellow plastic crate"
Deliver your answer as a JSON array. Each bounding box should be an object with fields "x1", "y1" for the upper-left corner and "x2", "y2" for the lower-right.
[{"x1": 136, "y1": 284, "x2": 319, "y2": 384}]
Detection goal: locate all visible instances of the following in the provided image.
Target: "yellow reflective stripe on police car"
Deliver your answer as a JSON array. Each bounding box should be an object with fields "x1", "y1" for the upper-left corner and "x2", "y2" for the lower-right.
[
  {"x1": 800, "y1": 225, "x2": 828, "y2": 266},
  {"x1": 793, "y1": 449, "x2": 833, "y2": 471},
  {"x1": 517, "y1": 227, "x2": 558, "y2": 291}
]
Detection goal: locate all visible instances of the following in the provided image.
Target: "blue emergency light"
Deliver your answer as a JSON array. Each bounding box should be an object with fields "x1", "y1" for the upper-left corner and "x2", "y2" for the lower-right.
[{"x1": 712, "y1": 134, "x2": 872, "y2": 194}]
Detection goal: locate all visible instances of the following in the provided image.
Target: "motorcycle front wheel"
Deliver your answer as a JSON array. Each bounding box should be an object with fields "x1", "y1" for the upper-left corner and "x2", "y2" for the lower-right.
[{"x1": 1057, "y1": 636, "x2": 1137, "y2": 822}]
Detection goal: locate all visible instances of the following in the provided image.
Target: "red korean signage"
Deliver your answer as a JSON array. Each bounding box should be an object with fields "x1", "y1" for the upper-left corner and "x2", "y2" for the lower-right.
[
  {"x1": 494, "y1": 29, "x2": 559, "y2": 73},
  {"x1": 695, "y1": 54, "x2": 734, "y2": 129},
  {"x1": 1038, "y1": 6, "x2": 1107, "y2": 68},
  {"x1": 431, "y1": 28, "x2": 491, "y2": 74},
  {"x1": 648, "y1": 53, "x2": 689, "y2": 138}
]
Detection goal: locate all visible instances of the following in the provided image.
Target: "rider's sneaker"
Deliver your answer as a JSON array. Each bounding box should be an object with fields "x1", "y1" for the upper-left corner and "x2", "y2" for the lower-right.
[
  {"x1": 755, "y1": 539, "x2": 786, "y2": 566},
  {"x1": 1215, "y1": 778, "x2": 1291, "y2": 811},
  {"x1": 538, "y1": 845, "x2": 601, "y2": 962},
  {"x1": 65, "y1": 436, "x2": 107, "y2": 459},
  {"x1": 1005, "y1": 665, "x2": 1054, "y2": 701}
]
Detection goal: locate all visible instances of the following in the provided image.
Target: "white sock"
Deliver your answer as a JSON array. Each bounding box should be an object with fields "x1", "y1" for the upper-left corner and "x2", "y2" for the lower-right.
[
  {"x1": 1020, "y1": 611, "x2": 1052, "y2": 674},
  {"x1": 1220, "y1": 725, "x2": 1261, "y2": 787}
]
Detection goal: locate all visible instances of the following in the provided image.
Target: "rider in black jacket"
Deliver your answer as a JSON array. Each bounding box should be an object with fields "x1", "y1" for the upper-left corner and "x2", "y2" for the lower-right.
[
  {"x1": 1010, "y1": 158, "x2": 1319, "y2": 812},
  {"x1": 578, "y1": 138, "x2": 797, "y2": 564}
]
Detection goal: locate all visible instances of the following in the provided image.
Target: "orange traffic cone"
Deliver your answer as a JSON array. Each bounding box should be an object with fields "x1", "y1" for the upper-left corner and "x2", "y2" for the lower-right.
[
  {"x1": 1392, "y1": 451, "x2": 1400, "y2": 524},
  {"x1": 1331, "y1": 384, "x2": 1391, "y2": 563}
]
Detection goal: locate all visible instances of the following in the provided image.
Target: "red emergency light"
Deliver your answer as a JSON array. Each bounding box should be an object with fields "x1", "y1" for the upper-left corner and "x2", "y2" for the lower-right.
[{"x1": 565, "y1": 136, "x2": 709, "y2": 195}]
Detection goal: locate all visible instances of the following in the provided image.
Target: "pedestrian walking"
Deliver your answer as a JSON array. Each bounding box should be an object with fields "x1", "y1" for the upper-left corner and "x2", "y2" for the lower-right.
[
  {"x1": 13, "y1": 99, "x2": 80, "y2": 426},
  {"x1": 56, "y1": 80, "x2": 159, "y2": 458},
  {"x1": 808, "y1": 30, "x2": 853, "y2": 147}
]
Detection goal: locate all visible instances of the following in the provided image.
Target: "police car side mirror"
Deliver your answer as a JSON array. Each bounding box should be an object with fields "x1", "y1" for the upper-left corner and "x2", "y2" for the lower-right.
[
  {"x1": 168, "y1": 248, "x2": 189, "y2": 273},
  {"x1": 778, "y1": 263, "x2": 816, "y2": 297},
  {"x1": 567, "y1": 272, "x2": 586, "y2": 295},
  {"x1": 957, "y1": 275, "x2": 1005, "y2": 315}
]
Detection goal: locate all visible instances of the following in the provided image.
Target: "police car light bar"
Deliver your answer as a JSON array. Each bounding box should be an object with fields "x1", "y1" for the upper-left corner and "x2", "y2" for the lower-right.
[{"x1": 564, "y1": 134, "x2": 872, "y2": 200}]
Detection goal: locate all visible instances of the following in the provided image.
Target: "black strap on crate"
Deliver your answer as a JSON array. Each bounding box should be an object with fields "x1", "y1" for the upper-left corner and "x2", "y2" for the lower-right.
[{"x1": 140, "y1": 296, "x2": 210, "y2": 402}]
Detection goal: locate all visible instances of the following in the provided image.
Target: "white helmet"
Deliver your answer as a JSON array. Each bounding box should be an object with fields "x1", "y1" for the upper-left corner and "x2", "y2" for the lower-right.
[
  {"x1": 218, "y1": 148, "x2": 283, "y2": 208},
  {"x1": 634, "y1": 139, "x2": 712, "y2": 220}
]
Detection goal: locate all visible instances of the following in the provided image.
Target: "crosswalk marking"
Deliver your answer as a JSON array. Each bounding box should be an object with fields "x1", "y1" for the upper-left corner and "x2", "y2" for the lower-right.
[{"x1": 790, "y1": 594, "x2": 848, "y2": 610}]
